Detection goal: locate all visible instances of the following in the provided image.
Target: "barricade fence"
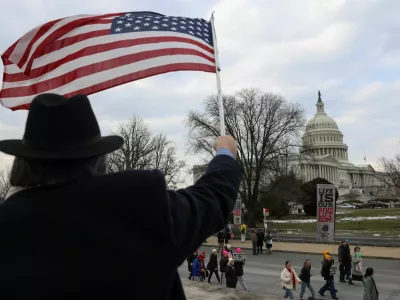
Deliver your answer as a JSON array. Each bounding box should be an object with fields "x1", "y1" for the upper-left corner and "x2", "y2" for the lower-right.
[{"x1": 218, "y1": 227, "x2": 400, "y2": 248}]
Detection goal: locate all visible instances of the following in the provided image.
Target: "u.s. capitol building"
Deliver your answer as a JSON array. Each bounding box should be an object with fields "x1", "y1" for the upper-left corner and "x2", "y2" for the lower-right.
[{"x1": 289, "y1": 91, "x2": 384, "y2": 197}]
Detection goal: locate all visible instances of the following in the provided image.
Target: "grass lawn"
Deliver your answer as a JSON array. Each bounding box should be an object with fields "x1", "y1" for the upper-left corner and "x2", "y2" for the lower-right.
[{"x1": 256, "y1": 208, "x2": 400, "y2": 236}]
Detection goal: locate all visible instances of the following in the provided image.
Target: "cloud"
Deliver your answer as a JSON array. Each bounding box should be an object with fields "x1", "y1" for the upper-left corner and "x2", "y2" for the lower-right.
[{"x1": 0, "y1": 0, "x2": 399, "y2": 186}]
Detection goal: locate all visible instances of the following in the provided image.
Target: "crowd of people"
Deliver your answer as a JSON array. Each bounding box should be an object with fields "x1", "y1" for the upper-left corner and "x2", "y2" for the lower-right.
[{"x1": 187, "y1": 236, "x2": 379, "y2": 300}]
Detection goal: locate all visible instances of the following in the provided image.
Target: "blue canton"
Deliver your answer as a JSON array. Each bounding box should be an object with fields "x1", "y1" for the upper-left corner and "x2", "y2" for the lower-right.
[{"x1": 110, "y1": 12, "x2": 214, "y2": 47}]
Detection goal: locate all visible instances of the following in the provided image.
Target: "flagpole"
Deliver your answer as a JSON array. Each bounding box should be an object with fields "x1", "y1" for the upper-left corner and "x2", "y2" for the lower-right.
[{"x1": 210, "y1": 12, "x2": 225, "y2": 136}]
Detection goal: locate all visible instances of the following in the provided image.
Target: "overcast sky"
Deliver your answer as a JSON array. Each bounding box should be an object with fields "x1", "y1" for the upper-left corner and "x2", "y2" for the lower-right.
[{"x1": 0, "y1": 0, "x2": 399, "y2": 181}]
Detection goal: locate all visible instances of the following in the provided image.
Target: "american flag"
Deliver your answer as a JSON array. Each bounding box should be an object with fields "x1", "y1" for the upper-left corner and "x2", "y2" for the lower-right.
[{"x1": 0, "y1": 11, "x2": 216, "y2": 110}]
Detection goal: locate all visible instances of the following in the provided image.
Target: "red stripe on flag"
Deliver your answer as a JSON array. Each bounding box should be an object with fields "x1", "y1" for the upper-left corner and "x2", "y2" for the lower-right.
[
  {"x1": 15, "y1": 19, "x2": 63, "y2": 69},
  {"x1": 9, "y1": 62, "x2": 215, "y2": 111},
  {"x1": 4, "y1": 36, "x2": 214, "y2": 82},
  {"x1": 1, "y1": 48, "x2": 215, "y2": 97}
]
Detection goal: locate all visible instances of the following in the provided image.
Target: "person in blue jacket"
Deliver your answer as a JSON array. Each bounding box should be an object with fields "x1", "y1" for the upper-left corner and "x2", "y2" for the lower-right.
[{"x1": 192, "y1": 252, "x2": 206, "y2": 281}]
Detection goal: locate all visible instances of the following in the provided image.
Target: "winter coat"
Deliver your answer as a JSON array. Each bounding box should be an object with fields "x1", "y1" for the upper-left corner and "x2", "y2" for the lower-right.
[
  {"x1": 192, "y1": 258, "x2": 204, "y2": 277},
  {"x1": 225, "y1": 265, "x2": 238, "y2": 288},
  {"x1": 251, "y1": 233, "x2": 257, "y2": 243},
  {"x1": 300, "y1": 266, "x2": 311, "y2": 283},
  {"x1": 363, "y1": 276, "x2": 379, "y2": 300},
  {"x1": 220, "y1": 257, "x2": 229, "y2": 272},
  {"x1": 207, "y1": 254, "x2": 218, "y2": 271},
  {"x1": 234, "y1": 260, "x2": 245, "y2": 277},
  {"x1": 281, "y1": 268, "x2": 301, "y2": 290},
  {"x1": 338, "y1": 245, "x2": 351, "y2": 264},
  {"x1": 321, "y1": 259, "x2": 335, "y2": 280},
  {"x1": 217, "y1": 231, "x2": 225, "y2": 243},
  {"x1": 187, "y1": 253, "x2": 197, "y2": 272},
  {"x1": 256, "y1": 231, "x2": 264, "y2": 245}
]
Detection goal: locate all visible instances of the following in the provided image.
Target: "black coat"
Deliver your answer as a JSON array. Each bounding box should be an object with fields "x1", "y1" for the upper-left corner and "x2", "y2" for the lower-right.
[
  {"x1": 0, "y1": 155, "x2": 242, "y2": 299},
  {"x1": 321, "y1": 259, "x2": 335, "y2": 280},
  {"x1": 338, "y1": 245, "x2": 351, "y2": 264},
  {"x1": 234, "y1": 261, "x2": 245, "y2": 277},
  {"x1": 217, "y1": 231, "x2": 225, "y2": 243},
  {"x1": 300, "y1": 266, "x2": 311, "y2": 283},
  {"x1": 256, "y1": 231, "x2": 264, "y2": 245},
  {"x1": 225, "y1": 265, "x2": 238, "y2": 288},
  {"x1": 220, "y1": 257, "x2": 228, "y2": 272},
  {"x1": 207, "y1": 254, "x2": 218, "y2": 270}
]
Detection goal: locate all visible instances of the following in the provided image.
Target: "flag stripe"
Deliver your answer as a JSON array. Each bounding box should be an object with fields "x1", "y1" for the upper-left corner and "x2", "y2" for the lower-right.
[
  {"x1": 9, "y1": 62, "x2": 215, "y2": 111},
  {"x1": 1, "y1": 55, "x2": 215, "y2": 108},
  {"x1": 4, "y1": 31, "x2": 213, "y2": 75},
  {"x1": 2, "y1": 49, "x2": 215, "y2": 96},
  {"x1": 8, "y1": 19, "x2": 61, "y2": 65},
  {"x1": 4, "y1": 37, "x2": 214, "y2": 84},
  {"x1": 22, "y1": 15, "x2": 109, "y2": 74}
]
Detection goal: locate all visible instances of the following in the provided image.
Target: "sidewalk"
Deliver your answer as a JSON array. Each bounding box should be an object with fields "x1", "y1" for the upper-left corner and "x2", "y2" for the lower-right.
[{"x1": 203, "y1": 238, "x2": 400, "y2": 260}]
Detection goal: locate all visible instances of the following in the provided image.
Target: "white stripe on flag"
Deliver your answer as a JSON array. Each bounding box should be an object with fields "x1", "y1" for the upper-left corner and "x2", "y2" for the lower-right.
[
  {"x1": 3, "y1": 41, "x2": 214, "y2": 88},
  {"x1": 1, "y1": 54, "x2": 215, "y2": 107}
]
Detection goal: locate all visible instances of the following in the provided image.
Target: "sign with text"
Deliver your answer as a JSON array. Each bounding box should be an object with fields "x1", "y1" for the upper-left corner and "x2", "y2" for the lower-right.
[
  {"x1": 263, "y1": 208, "x2": 270, "y2": 216},
  {"x1": 316, "y1": 184, "x2": 336, "y2": 242},
  {"x1": 233, "y1": 253, "x2": 246, "y2": 262},
  {"x1": 235, "y1": 200, "x2": 241, "y2": 209}
]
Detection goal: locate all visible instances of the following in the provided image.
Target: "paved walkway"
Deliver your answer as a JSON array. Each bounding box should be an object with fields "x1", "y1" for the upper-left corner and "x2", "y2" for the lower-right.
[{"x1": 203, "y1": 238, "x2": 400, "y2": 259}]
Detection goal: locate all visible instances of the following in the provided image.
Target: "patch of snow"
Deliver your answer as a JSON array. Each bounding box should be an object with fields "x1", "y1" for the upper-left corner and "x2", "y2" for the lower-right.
[{"x1": 268, "y1": 215, "x2": 400, "y2": 224}]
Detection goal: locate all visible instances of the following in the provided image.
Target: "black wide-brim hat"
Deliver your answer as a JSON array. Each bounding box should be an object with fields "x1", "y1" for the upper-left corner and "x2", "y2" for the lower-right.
[{"x1": 0, "y1": 93, "x2": 124, "y2": 160}]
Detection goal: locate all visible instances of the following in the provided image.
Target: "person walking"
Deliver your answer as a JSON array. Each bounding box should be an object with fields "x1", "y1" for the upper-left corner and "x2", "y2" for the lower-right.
[
  {"x1": 338, "y1": 239, "x2": 354, "y2": 284},
  {"x1": 224, "y1": 224, "x2": 231, "y2": 245},
  {"x1": 318, "y1": 252, "x2": 338, "y2": 299},
  {"x1": 256, "y1": 229, "x2": 264, "y2": 254},
  {"x1": 187, "y1": 250, "x2": 198, "y2": 280},
  {"x1": 363, "y1": 267, "x2": 379, "y2": 300},
  {"x1": 217, "y1": 230, "x2": 225, "y2": 252},
  {"x1": 239, "y1": 222, "x2": 247, "y2": 243},
  {"x1": 225, "y1": 258, "x2": 238, "y2": 289},
  {"x1": 0, "y1": 94, "x2": 243, "y2": 299},
  {"x1": 234, "y1": 248, "x2": 250, "y2": 291},
  {"x1": 219, "y1": 250, "x2": 229, "y2": 285},
  {"x1": 192, "y1": 252, "x2": 206, "y2": 282},
  {"x1": 207, "y1": 249, "x2": 220, "y2": 284},
  {"x1": 299, "y1": 259, "x2": 316, "y2": 300},
  {"x1": 251, "y1": 229, "x2": 257, "y2": 255},
  {"x1": 281, "y1": 260, "x2": 302, "y2": 300}
]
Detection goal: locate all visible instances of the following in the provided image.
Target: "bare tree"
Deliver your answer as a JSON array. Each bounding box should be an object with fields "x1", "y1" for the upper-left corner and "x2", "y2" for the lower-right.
[
  {"x1": 0, "y1": 168, "x2": 11, "y2": 203},
  {"x1": 377, "y1": 153, "x2": 400, "y2": 188},
  {"x1": 186, "y1": 88, "x2": 306, "y2": 226},
  {"x1": 150, "y1": 133, "x2": 186, "y2": 189},
  {"x1": 107, "y1": 116, "x2": 186, "y2": 189}
]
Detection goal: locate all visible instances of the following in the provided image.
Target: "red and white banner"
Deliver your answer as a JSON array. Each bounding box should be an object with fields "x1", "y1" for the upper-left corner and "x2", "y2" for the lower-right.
[{"x1": 316, "y1": 184, "x2": 336, "y2": 242}]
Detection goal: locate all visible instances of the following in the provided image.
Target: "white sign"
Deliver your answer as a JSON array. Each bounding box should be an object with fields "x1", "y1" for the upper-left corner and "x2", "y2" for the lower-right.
[
  {"x1": 316, "y1": 184, "x2": 336, "y2": 242},
  {"x1": 234, "y1": 216, "x2": 241, "y2": 225},
  {"x1": 235, "y1": 200, "x2": 241, "y2": 209},
  {"x1": 233, "y1": 253, "x2": 246, "y2": 262},
  {"x1": 330, "y1": 266, "x2": 337, "y2": 275},
  {"x1": 263, "y1": 208, "x2": 270, "y2": 216}
]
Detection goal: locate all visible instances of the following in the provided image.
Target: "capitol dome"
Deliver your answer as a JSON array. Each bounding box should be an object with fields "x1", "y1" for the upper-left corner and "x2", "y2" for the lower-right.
[{"x1": 300, "y1": 91, "x2": 349, "y2": 162}]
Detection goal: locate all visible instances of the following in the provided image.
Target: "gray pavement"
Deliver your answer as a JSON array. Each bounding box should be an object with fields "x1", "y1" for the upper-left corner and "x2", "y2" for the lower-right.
[{"x1": 179, "y1": 246, "x2": 400, "y2": 300}]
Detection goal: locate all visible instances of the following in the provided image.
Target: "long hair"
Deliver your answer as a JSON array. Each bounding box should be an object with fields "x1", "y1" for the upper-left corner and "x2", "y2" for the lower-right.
[
  {"x1": 10, "y1": 155, "x2": 107, "y2": 187},
  {"x1": 303, "y1": 259, "x2": 311, "y2": 269},
  {"x1": 364, "y1": 267, "x2": 374, "y2": 278}
]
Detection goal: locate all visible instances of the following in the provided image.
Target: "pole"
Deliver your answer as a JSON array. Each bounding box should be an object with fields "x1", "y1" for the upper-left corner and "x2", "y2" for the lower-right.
[{"x1": 210, "y1": 12, "x2": 225, "y2": 136}]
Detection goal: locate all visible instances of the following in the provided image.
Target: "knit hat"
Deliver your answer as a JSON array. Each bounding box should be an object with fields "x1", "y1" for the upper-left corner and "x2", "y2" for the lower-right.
[
  {"x1": 223, "y1": 250, "x2": 228, "y2": 255},
  {"x1": 236, "y1": 248, "x2": 242, "y2": 253},
  {"x1": 199, "y1": 252, "x2": 206, "y2": 260},
  {"x1": 228, "y1": 258, "x2": 234, "y2": 264},
  {"x1": 212, "y1": 249, "x2": 217, "y2": 253},
  {"x1": 227, "y1": 244, "x2": 231, "y2": 250}
]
